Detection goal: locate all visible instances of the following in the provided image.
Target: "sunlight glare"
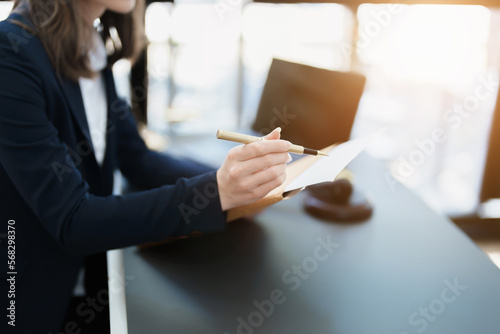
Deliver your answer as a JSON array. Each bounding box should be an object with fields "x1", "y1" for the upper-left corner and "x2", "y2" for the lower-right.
[
  {"x1": 145, "y1": 3, "x2": 171, "y2": 43},
  {"x1": 361, "y1": 5, "x2": 490, "y2": 85},
  {"x1": 0, "y1": 1, "x2": 13, "y2": 21}
]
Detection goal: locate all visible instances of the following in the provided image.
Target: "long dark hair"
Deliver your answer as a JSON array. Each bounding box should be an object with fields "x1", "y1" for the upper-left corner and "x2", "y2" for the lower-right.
[{"x1": 12, "y1": 0, "x2": 146, "y2": 81}]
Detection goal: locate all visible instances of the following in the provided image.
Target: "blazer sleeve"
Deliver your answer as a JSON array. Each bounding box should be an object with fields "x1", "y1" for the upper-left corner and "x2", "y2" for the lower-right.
[
  {"x1": 0, "y1": 29, "x2": 226, "y2": 256},
  {"x1": 115, "y1": 98, "x2": 215, "y2": 190}
]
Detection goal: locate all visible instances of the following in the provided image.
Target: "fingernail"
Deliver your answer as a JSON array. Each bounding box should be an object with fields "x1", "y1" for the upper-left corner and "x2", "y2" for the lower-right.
[
  {"x1": 287, "y1": 153, "x2": 292, "y2": 162},
  {"x1": 275, "y1": 127, "x2": 282, "y2": 133}
]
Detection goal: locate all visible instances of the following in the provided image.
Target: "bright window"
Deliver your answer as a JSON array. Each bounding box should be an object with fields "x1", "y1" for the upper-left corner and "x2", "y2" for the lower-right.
[
  {"x1": 145, "y1": 2, "x2": 500, "y2": 216},
  {"x1": 352, "y1": 4, "x2": 497, "y2": 215},
  {"x1": 0, "y1": 1, "x2": 13, "y2": 21}
]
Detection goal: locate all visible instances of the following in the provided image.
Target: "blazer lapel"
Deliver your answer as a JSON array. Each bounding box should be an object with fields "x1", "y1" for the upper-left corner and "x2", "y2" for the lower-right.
[
  {"x1": 58, "y1": 78, "x2": 94, "y2": 149},
  {"x1": 102, "y1": 68, "x2": 118, "y2": 162}
]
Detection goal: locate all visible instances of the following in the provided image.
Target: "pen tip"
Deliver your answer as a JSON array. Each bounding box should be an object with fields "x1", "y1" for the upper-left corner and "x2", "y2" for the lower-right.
[{"x1": 319, "y1": 152, "x2": 329, "y2": 157}]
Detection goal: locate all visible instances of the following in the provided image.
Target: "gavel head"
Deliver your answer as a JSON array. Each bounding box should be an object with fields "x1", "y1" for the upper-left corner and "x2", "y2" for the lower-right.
[
  {"x1": 307, "y1": 179, "x2": 353, "y2": 205},
  {"x1": 304, "y1": 178, "x2": 373, "y2": 222}
]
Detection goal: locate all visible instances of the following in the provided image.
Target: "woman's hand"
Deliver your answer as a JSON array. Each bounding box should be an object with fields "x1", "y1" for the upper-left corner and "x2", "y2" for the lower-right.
[{"x1": 217, "y1": 128, "x2": 292, "y2": 211}]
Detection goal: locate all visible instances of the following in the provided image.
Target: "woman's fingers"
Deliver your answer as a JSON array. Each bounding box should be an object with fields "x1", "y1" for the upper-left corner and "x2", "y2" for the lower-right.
[
  {"x1": 262, "y1": 127, "x2": 282, "y2": 140},
  {"x1": 229, "y1": 151, "x2": 291, "y2": 177},
  {"x1": 244, "y1": 163, "x2": 288, "y2": 192},
  {"x1": 250, "y1": 175, "x2": 287, "y2": 200},
  {"x1": 216, "y1": 127, "x2": 292, "y2": 212},
  {"x1": 227, "y1": 127, "x2": 290, "y2": 162},
  {"x1": 218, "y1": 162, "x2": 287, "y2": 209},
  {"x1": 230, "y1": 139, "x2": 291, "y2": 162}
]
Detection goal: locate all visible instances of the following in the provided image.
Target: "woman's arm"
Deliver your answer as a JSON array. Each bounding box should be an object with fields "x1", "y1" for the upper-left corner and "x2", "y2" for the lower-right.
[
  {"x1": 114, "y1": 98, "x2": 215, "y2": 190},
  {"x1": 216, "y1": 128, "x2": 291, "y2": 211},
  {"x1": 0, "y1": 30, "x2": 226, "y2": 256},
  {"x1": 0, "y1": 25, "x2": 290, "y2": 256},
  {"x1": 114, "y1": 101, "x2": 291, "y2": 210}
]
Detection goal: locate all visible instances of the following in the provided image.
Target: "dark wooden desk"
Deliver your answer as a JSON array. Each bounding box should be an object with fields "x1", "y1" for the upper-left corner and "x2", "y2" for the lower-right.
[{"x1": 119, "y1": 147, "x2": 500, "y2": 334}]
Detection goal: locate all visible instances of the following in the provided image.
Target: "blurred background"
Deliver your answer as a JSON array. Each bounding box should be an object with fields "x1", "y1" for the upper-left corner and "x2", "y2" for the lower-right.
[{"x1": 2, "y1": 0, "x2": 500, "y2": 220}]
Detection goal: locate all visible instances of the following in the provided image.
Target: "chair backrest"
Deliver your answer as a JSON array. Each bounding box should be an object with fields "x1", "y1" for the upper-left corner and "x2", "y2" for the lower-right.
[
  {"x1": 480, "y1": 87, "x2": 500, "y2": 202},
  {"x1": 252, "y1": 58, "x2": 366, "y2": 149}
]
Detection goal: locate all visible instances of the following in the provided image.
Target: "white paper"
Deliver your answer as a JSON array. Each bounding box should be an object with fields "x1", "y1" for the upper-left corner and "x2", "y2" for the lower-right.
[{"x1": 284, "y1": 132, "x2": 378, "y2": 192}]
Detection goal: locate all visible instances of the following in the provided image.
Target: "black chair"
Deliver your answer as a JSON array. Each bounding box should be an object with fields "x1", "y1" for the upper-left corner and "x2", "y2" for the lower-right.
[{"x1": 252, "y1": 58, "x2": 366, "y2": 149}]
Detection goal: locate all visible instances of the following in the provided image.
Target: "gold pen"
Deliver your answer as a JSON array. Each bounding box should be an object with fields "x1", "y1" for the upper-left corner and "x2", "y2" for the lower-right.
[{"x1": 216, "y1": 130, "x2": 329, "y2": 157}]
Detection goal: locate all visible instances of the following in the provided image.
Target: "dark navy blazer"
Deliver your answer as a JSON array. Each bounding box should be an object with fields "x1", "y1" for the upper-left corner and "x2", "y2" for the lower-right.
[{"x1": 0, "y1": 13, "x2": 226, "y2": 333}]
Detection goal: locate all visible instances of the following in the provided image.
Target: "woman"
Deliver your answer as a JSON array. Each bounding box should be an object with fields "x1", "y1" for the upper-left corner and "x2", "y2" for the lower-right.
[{"x1": 0, "y1": 0, "x2": 291, "y2": 332}]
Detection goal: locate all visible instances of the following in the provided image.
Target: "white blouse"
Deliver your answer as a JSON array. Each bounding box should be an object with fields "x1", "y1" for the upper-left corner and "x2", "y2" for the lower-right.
[{"x1": 79, "y1": 30, "x2": 108, "y2": 166}]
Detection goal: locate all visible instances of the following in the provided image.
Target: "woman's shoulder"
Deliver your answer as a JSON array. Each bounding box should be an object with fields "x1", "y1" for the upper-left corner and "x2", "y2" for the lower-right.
[
  {"x1": 0, "y1": 13, "x2": 44, "y2": 57},
  {"x1": 0, "y1": 13, "x2": 54, "y2": 85}
]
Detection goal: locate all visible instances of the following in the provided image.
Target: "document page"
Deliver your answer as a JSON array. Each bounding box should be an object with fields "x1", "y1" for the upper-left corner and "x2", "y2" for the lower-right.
[{"x1": 285, "y1": 132, "x2": 379, "y2": 192}]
